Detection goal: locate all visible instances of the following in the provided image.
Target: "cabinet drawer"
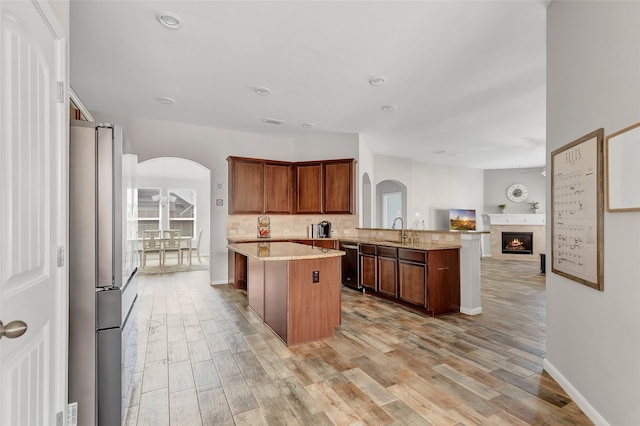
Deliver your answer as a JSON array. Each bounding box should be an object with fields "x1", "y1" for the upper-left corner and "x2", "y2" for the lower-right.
[
  {"x1": 359, "y1": 244, "x2": 376, "y2": 255},
  {"x1": 377, "y1": 246, "x2": 397, "y2": 258},
  {"x1": 398, "y1": 248, "x2": 427, "y2": 263}
]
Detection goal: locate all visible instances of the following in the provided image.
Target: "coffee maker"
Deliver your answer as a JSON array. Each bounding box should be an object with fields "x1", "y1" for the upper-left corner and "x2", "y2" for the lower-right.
[{"x1": 317, "y1": 221, "x2": 331, "y2": 238}]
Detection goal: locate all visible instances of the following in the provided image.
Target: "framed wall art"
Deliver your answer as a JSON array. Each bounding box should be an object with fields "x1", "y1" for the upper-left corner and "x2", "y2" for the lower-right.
[
  {"x1": 606, "y1": 121, "x2": 640, "y2": 212},
  {"x1": 551, "y1": 128, "x2": 604, "y2": 291}
]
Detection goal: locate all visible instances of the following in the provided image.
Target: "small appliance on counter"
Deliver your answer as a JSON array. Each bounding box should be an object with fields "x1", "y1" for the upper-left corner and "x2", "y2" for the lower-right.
[
  {"x1": 258, "y1": 215, "x2": 270, "y2": 238},
  {"x1": 317, "y1": 221, "x2": 331, "y2": 238}
]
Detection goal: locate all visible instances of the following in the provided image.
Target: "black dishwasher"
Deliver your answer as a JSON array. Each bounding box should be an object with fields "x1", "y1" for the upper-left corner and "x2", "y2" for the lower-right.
[{"x1": 339, "y1": 242, "x2": 361, "y2": 291}]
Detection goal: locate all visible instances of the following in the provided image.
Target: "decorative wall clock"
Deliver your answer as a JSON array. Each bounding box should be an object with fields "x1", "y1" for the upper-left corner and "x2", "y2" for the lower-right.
[{"x1": 506, "y1": 183, "x2": 528, "y2": 202}]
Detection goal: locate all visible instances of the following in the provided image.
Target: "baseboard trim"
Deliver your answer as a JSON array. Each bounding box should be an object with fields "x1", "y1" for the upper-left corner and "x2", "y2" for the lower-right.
[
  {"x1": 459, "y1": 306, "x2": 482, "y2": 315},
  {"x1": 543, "y1": 359, "x2": 609, "y2": 426},
  {"x1": 210, "y1": 279, "x2": 228, "y2": 286}
]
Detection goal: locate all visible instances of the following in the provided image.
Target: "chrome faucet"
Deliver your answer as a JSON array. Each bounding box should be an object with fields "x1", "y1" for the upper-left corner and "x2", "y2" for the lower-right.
[{"x1": 392, "y1": 216, "x2": 407, "y2": 244}]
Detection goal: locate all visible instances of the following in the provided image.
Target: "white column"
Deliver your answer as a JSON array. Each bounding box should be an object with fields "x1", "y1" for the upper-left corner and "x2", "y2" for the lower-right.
[{"x1": 460, "y1": 233, "x2": 483, "y2": 315}]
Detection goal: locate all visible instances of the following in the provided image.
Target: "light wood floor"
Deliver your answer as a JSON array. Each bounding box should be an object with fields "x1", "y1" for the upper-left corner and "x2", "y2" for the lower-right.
[{"x1": 124, "y1": 258, "x2": 593, "y2": 425}]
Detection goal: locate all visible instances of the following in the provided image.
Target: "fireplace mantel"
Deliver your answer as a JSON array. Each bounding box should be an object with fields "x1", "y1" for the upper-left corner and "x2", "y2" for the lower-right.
[
  {"x1": 485, "y1": 214, "x2": 545, "y2": 226},
  {"x1": 484, "y1": 214, "x2": 546, "y2": 260}
]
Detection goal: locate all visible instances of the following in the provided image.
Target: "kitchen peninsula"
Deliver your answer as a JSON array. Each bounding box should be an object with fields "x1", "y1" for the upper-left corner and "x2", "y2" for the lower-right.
[{"x1": 227, "y1": 242, "x2": 344, "y2": 346}]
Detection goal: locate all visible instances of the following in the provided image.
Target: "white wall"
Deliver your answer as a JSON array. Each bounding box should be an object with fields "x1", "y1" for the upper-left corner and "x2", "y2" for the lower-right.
[
  {"x1": 292, "y1": 133, "x2": 359, "y2": 161},
  {"x1": 484, "y1": 168, "x2": 546, "y2": 214},
  {"x1": 547, "y1": 2, "x2": 640, "y2": 425},
  {"x1": 372, "y1": 154, "x2": 484, "y2": 231}
]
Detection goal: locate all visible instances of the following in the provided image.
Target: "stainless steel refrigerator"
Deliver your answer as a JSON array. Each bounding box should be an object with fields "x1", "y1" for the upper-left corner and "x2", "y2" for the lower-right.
[{"x1": 68, "y1": 121, "x2": 138, "y2": 426}]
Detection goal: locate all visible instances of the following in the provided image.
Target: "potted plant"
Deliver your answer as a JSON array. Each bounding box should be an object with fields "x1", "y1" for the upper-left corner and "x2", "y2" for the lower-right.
[
  {"x1": 530, "y1": 200, "x2": 540, "y2": 213},
  {"x1": 498, "y1": 204, "x2": 507, "y2": 213}
]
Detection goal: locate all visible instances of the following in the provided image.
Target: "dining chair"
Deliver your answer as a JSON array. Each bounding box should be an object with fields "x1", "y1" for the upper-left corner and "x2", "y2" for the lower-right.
[
  {"x1": 181, "y1": 229, "x2": 202, "y2": 265},
  {"x1": 142, "y1": 230, "x2": 162, "y2": 267},
  {"x1": 163, "y1": 229, "x2": 182, "y2": 266}
]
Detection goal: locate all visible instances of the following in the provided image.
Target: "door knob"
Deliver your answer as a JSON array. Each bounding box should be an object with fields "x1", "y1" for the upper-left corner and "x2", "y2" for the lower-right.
[{"x1": 0, "y1": 320, "x2": 28, "y2": 340}]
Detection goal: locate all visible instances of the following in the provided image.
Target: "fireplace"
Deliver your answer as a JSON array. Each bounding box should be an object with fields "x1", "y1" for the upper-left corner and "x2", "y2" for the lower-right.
[{"x1": 502, "y1": 232, "x2": 533, "y2": 255}]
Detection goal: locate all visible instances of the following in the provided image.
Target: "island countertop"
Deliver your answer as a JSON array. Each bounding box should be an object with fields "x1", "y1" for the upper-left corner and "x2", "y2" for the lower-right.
[{"x1": 227, "y1": 242, "x2": 345, "y2": 261}]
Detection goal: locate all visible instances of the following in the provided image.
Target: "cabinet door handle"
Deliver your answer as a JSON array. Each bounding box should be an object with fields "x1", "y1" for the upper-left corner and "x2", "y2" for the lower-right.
[{"x1": 437, "y1": 267, "x2": 449, "y2": 271}]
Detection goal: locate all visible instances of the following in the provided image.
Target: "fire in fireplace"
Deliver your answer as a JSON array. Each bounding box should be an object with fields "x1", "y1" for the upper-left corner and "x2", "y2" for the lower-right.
[{"x1": 502, "y1": 232, "x2": 533, "y2": 255}]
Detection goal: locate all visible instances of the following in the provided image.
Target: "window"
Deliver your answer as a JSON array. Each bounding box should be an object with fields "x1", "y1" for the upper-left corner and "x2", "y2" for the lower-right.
[
  {"x1": 168, "y1": 188, "x2": 195, "y2": 238},
  {"x1": 136, "y1": 188, "x2": 160, "y2": 236}
]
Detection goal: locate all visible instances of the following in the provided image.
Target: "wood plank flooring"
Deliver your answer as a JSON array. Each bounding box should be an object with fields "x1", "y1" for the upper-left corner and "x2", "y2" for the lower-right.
[{"x1": 124, "y1": 258, "x2": 593, "y2": 425}]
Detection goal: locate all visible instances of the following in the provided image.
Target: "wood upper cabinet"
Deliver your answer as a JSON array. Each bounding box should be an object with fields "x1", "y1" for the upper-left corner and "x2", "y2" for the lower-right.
[
  {"x1": 295, "y1": 163, "x2": 323, "y2": 213},
  {"x1": 264, "y1": 162, "x2": 293, "y2": 214},
  {"x1": 228, "y1": 157, "x2": 264, "y2": 214},
  {"x1": 228, "y1": 156, "x2": 355, "y2": 215},
  {"x1": 324, "y1": 159, "x2": 355, "y2": 214}
]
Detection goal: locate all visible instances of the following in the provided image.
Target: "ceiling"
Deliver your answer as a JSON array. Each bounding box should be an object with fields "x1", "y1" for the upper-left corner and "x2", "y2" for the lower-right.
[{"x1": 70, "y1": 1, "x2": 547, "y2": 170}]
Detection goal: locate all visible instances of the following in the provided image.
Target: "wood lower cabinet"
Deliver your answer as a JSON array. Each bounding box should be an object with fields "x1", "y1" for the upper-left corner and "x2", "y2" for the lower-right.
[
  {"x1": 314, "y1": 239, "x2": 337, "y2": 249},
  {"x1": 377, "y1": 246, "x2": 397, "y2": 298},
  {"x1": 398, "y1": 261, "x2": 426, "y2": 307},
  {"x1": 358, "y1": 244, "x2": 460, "y2": 316},
  {"x1": 228, "y1": 250, "x2": 247, "y2": 289},
  {"x1": 427, "y1": 249, "x2": 461, "y2": 316},
  {"x1": 359, "y1": 244, "x2": 377, "y2": 292}
]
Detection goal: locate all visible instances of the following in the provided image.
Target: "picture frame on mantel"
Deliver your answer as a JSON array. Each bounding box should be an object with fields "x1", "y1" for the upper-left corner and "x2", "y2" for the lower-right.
[
  {"x1": 606, "y1": 121, "x2": 640, "y2": 212},
  {"x1": 551, "y1": 128, "x2": 604, "y2": 291}
]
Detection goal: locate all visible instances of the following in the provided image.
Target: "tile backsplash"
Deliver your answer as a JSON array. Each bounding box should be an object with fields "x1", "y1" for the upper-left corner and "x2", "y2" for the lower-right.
[{"x1": 227, "y1": 214, "x2": 359, "y2": 239}]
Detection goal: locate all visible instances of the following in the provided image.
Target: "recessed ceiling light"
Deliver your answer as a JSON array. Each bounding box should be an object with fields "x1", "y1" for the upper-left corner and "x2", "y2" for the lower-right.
[
  {"x1": 255, "y1": 87, "x2": 271, "y2": 96},
  {"x1": 263, "y1": 118, "x2": 284, "y2": 125},
  {"x1": 158, "y1": 97, "x2": 174, "y2": 104},
  {"x1": 369, "y1": 76, "x2": 387, "y2": 86},
  {"x1": 381, "y1": 105, "x2": 397, "y2": 111},
  {"x1": 157, "y1": 12, "x2": 183, "y2": 29},
  {"x1": 302, "y1": 123, "x2": 315, "y2": 129}
]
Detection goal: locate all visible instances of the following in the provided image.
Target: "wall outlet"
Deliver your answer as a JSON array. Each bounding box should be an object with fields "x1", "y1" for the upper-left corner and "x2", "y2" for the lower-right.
[
  {"x1": 238, "y1": 229, "x2": 245, "y2": 235},
  {"x1": 312, "y1": 271, "x2": 319, "y2": 283},
  {"x1": 415, "y1": 212, "x2": 421, "y2": 217}
]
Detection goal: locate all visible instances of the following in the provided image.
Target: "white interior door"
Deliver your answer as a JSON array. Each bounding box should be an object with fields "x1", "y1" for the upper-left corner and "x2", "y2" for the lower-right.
[{"x1": 0, "y1": 1, "x2": 67, "y2": 424}]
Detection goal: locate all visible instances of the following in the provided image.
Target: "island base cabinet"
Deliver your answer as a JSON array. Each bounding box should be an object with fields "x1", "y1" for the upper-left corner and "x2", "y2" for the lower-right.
[
  {"x1": 398, "y1": 261, "x2": 427, "y2": 308},
  {"x1": 247, "y1": 258, "x2": 265, "y2": 320},
  {"x1": 264, "y1": 262, "x2": 288, "y2": 343},
  {"x1": 246, "y1": 256, "x2": 341, "y2": 346},
  {"x1": 288, "y1": 257, "x2": 341, "y2": 345}
]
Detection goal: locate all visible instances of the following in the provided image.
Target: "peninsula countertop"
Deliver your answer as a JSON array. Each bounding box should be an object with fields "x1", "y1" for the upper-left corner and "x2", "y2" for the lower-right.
[
  {"x1": 227, "y1": 242, "x2": 345, "y2": 261},
  {"x1": 227, "y1": 236, "x2": 461, "y2": 251}
]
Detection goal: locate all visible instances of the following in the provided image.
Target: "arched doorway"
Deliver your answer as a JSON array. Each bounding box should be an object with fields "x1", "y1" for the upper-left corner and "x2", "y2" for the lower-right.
[
  {"x1": 376, "y1": 179, "x2": 407, "y2": 228},
  {"x1": 137, "y1": 157, "x2": 211, "y2": 270}
]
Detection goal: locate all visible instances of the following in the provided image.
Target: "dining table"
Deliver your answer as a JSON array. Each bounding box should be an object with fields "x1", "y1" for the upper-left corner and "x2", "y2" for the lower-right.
[{"x1": 137, "y1": 235, "x2": 193, "y2": 267}]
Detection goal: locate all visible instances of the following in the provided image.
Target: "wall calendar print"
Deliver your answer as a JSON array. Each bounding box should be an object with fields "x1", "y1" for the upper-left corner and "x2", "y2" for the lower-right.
[{"x1": 551, "y1": 128, "x2": 604, "y2": 291}]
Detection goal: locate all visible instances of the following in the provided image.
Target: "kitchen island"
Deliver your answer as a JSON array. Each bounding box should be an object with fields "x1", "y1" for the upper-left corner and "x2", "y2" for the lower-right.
[{"x1": 227, "y1": 242, "x2": 345, "y2": 346}]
